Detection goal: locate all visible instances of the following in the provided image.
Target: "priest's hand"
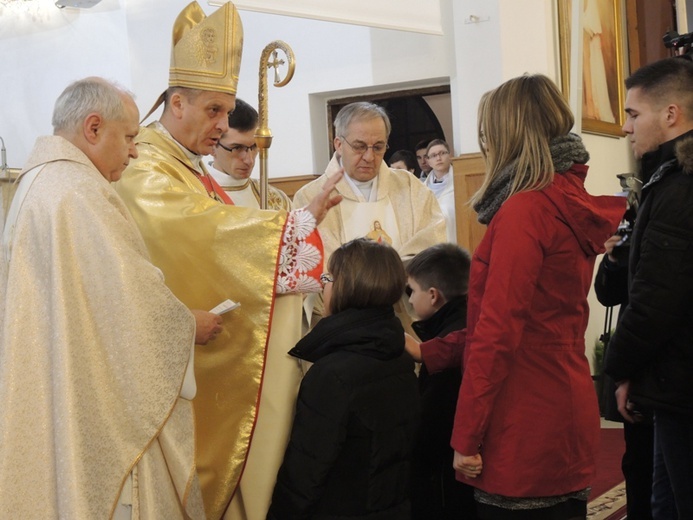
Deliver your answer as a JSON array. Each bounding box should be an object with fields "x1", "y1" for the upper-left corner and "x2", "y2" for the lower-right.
[
  {"x1": 192, "y1": 309, "x2": 223, "y2": 345},
  {"x1": 305, "y1": 169, "x2": 344, "y2": 224}
]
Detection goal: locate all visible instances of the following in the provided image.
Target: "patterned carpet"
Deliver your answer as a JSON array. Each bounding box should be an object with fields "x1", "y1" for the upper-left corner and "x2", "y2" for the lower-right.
[
  {"x1": 588, "y1": 483, "x2": 627, "y2": 519},
  {"x1": 587, "y1": 425, "x2": 627, "y2": 520}
]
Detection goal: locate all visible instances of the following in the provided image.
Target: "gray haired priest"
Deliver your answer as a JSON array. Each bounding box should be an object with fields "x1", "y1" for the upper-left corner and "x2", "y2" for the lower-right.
[
  {"x1": 294, "y1": 102, "x2": 447, "y2": 324},
  {"x1": 115, "y1": 2, "x2": 341, "y2": 520},
  {"x1": 295, "y1": 101, "x2": 446, "y2": 262},
  {"x1": 0, "y1": 77, "x2": 207, "y2": 519}
]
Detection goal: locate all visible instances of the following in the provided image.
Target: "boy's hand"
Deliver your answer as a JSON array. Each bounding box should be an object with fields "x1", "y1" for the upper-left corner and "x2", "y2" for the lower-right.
[{"x1": 404, "y1": 333, "x2": 422, "y2": 362}]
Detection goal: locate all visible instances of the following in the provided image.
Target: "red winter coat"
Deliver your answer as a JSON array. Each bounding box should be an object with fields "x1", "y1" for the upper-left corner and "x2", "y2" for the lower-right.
[{"x1": 451, "y1": 165, "x2": 624, "y2": 498}]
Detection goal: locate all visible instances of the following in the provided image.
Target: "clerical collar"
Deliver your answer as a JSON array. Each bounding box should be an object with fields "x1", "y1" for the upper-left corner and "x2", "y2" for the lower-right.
[
  {"x1": 154, "y1": 121, "x2": 204, "y2": 171},
  {"x1": 208, "y1": 162, "x2": 251, "y2": 190},
  {"x1": 339, "y1": 157, "x2": 378, "y2": 202},
  {"x1": 344, "y1": 174, "x2": 378, "y2": 202}
]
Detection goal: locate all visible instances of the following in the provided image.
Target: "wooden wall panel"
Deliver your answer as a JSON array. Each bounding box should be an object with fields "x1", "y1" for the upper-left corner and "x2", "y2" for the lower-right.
[{"x1": 452, "y1": 153, "x2": 486, "y2": 254}]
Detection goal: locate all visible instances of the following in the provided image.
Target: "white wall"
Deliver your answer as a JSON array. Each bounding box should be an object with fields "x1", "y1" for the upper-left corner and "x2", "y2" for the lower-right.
[
  {"x1": 0, "y1": 0, "x2": 131, "y2": 169},
  {"x1": 0, "y1": 0, "x2": 450, "y2": 175}
]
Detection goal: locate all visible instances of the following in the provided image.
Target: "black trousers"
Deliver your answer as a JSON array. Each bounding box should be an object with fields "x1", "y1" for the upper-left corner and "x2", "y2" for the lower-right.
[
  {"x1": 623, "y1": 419, "x2": 655, "y2": 520},
  {"x1": 476, "y1": 498, "x2": 586, "y2": 520}
]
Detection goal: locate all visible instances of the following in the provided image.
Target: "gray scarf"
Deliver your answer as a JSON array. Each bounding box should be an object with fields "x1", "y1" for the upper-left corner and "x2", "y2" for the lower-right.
[{"x1": 474, "y1": 133, "x2": 589, "y2": 224}]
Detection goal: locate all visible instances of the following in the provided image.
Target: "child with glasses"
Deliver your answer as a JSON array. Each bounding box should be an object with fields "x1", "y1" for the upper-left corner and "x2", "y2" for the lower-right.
[{"x1": 268, "y1": 238, "x2": 420, "y2": 519}]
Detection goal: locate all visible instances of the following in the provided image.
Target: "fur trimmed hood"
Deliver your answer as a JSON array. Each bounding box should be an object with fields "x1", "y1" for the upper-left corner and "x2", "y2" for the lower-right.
[{"x1": 675, "y1": 135, "x2": 693, "y2": 174}]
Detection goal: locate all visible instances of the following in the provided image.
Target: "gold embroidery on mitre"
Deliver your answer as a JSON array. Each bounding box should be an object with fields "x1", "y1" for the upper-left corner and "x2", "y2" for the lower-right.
[
  {"x1": 169, "y1": 1, "x2": 243, "y2": 95},
  {"x1": 198, "y1": 28, "x2": 218, "y2": 64}
]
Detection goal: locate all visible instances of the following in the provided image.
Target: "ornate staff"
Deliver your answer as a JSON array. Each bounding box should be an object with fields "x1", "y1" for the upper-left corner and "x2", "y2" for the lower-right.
[{"x1": 256, "y1": 41, "x2": 296, "y2": 209}]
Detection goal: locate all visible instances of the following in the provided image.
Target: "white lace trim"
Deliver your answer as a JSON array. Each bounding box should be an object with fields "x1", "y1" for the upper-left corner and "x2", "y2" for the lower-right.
[{"x1": 276, "y1": 209, "x2": 321, "y2": 293}]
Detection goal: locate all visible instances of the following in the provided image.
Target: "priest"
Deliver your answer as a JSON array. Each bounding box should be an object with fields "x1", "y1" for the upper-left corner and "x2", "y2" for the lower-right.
[
  {"x1": 0, "y1": 77, "x2": 207, "y2": 519},
  {"x1": 208, "y1": 98, "x2": 292, "y2": 211},
  {"x1": 115, "y1": 2, "x2": 341, "y2": 519},
  {"x1": 294, "y1": 102, "x2": 447, "y2": 325},
  {"x1": 294, "y1": 101, "x2": 446, "y2": 261}
]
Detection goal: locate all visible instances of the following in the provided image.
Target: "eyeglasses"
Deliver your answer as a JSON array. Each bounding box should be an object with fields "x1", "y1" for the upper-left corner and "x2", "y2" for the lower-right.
[
  {"x1": 427, "y1": 150, "x2": 449, "y2": 160},
  {"x1": 217, "y1": 142, "x2": 258, "y2": 156},
  {"x1": 339, "y1": 136, "x2": 389, "y2": 155},
  {"x1": 320, "y1": 273, "x2": 334, "y2": 287}
]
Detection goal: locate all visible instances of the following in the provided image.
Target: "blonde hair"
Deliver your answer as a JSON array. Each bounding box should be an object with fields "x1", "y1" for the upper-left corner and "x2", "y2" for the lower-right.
[{"x1": 471, "y1": 74, "x2": 574, "y2": 206}]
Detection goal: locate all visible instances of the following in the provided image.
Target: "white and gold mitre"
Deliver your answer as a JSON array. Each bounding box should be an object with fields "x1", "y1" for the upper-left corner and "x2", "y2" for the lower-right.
[{"x1": 169, "y1": 1, "x2": 243, "y2": 94}]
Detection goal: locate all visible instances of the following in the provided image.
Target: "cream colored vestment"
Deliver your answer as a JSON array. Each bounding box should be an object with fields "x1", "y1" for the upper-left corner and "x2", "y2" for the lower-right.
[
  {"x1": 294, "y1": 153, "x2": 447, "y2": 261},
  {"x1": 294, "y1": 154, "x2": 447, "y2": 329},
  {"x1": 0, "y1": 136, "x2": 204, "y2": 520}
]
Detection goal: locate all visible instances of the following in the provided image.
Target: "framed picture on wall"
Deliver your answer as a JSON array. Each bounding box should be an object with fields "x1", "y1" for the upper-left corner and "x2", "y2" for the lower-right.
[{"x1": 558, "y1": 0, "x2": 627, "y2": 137}]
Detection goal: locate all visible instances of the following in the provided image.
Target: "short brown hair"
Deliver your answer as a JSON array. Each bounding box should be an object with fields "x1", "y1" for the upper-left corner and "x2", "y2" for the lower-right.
[
  {"x1": 626, "y1": 57, "x2": 693, "y2": 116},
  {"x1": 406, "y1": 243, "x2": 470, "y2": 300},
  {"x1": 327, "y1": 238, "x2": 405, "y2": 314}
]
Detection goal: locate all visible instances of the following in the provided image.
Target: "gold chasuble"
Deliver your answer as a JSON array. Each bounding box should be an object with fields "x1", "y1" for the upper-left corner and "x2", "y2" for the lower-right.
[
  {"x1": 0, "y1": 136, "x2": 204, "y2": 519},
  {"x1": 116, "y1": 124, "x2": 287, "y2": 520}
]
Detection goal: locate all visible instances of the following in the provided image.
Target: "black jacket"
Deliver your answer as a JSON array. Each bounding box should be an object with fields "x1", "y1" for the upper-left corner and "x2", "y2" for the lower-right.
[
  {"x1": 594, "y1": 255, "x2": 635, "y2": 422},
  {"x1": 410, "y1": 298, "x2": 476, "y2": 520},
  {"x1": 267, "y1": 307, "x2": 420, "y2": 520},
  {"x1": 411, "y1": 297, "x2": 466, "y2": 462},
  {"x1": 604, "y1": 131, "x2": 693, "y2": 415}
]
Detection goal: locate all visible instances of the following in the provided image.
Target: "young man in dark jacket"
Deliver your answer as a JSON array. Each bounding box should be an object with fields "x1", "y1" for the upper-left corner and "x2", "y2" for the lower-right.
[
  {"x1": 406, "y1": 243, "x2": 477, "y2": 520},
  {"x1": 595, "y1": 234, "x2": 659, "y2": 520},
  {"x1": 604, "y1": 56, "x2": 693, "y2": 518}
]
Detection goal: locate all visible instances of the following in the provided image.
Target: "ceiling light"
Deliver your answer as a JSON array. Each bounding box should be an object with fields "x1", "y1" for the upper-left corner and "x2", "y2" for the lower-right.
[{"x1": 55, "y1": 0, "x2": 103, "y2": 8}]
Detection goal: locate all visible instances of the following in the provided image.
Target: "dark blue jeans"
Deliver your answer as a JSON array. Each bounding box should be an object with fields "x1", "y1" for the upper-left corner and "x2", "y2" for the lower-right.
[{"x1": 652, "y1": 410, "x2": 693, "y2": 519}]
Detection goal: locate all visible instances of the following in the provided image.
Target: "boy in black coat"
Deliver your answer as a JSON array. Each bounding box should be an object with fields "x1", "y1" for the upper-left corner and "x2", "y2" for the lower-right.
[{"x1": 406, "y1": 243, "x2": 477, "y2": 520}]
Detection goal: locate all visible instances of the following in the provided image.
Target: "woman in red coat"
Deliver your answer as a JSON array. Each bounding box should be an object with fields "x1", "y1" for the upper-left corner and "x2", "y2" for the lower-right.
[{"x1": 416, "y1": 74, "x2": 624, "y2": 518}]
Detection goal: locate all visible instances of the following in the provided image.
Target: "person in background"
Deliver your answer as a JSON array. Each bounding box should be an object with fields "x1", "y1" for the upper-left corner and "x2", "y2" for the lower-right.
[
  {"x1": 423, "y1": 139, "x2": 457, "y2": 243},
  {"x1": 294, "y1": 103, "x2": 445, "y2": 262},
  {"x1": 595, "y1": 230, "x2": 675, "y2": 519},
  {"x1": 390, "y1": 149, "x2": 418, "y2": 176},
  {"x1": 267, "y1": 238, "x2": 420, "y2": 519},
  {"x1": 208, "y1": 97, "x2": 292, "y2": 210},
  {"x1": 604, "y1": 56, "x2": 693, "y2": 518},
  {"x1": 409, "y1": 74, "x2": 623, "y2": 518},
  {"x1": 415, "y1": 138, "x2": 433, "y2": 180},
  {"x1": 406, "y1": 243, "x2": 477, "y2": 520}
]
